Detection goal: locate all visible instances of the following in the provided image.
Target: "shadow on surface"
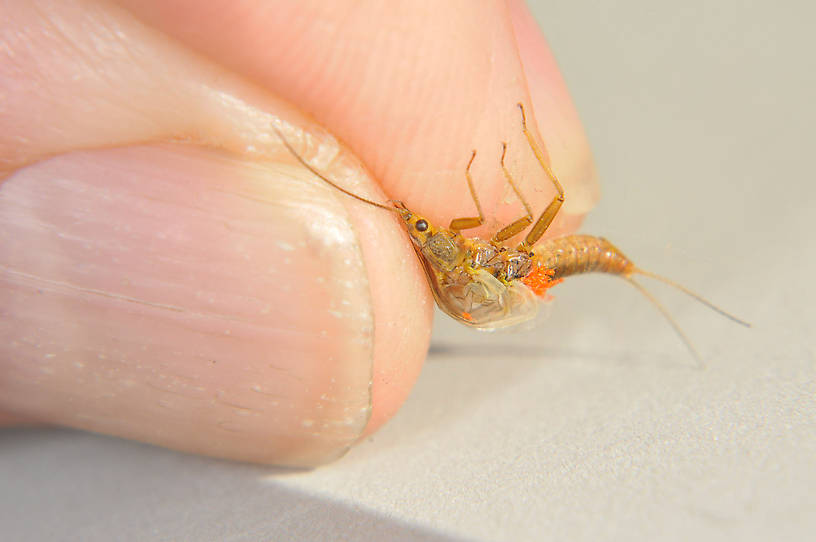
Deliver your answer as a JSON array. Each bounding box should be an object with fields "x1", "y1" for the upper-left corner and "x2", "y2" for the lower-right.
[{"x1": 0, "y1": 428, "x2": 467, "y2": 542}]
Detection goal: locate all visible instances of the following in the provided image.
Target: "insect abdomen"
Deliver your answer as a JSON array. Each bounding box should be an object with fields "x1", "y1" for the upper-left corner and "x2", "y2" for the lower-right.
[{"x1": 533, "y1": 235, "x2": 634, "y2": 280}]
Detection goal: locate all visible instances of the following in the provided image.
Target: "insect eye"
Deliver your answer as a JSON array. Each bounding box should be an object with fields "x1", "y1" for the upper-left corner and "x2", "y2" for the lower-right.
[{"x1": 415, "y1": 219, "x2": 429, "y2": 232}]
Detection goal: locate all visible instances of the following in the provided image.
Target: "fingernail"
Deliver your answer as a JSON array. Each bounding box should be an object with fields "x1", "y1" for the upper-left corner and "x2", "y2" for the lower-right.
[{"x1": 0, "y1": 143, "x2": 379, "y2": 465}]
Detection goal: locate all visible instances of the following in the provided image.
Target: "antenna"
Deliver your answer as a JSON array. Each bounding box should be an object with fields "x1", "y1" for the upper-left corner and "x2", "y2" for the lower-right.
[
  {"x1": 631, "y1": 268, "x2": 751, "y2": 327},
  {"x1": 621, "y1": 268, "x2": 750, "y2": 365},
  {"x1": 273, "y1": 126, "x2": 396, "y2": 212}
]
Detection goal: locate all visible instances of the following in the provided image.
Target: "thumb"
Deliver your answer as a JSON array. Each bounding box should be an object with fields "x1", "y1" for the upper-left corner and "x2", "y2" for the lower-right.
[{"x1": 0, "y1": 0, "x2": 428, "y2": 466}]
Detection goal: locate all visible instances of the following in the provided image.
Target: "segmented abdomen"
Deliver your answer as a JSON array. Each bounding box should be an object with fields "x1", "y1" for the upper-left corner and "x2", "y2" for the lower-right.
[{"x1": 533, "y1": 235, "x2": 634, "y2": 280}]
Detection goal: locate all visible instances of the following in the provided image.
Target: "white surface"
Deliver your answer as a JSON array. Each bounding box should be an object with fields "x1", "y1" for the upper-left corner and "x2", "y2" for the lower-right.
[{"x1": 3, "y1": 1, "x2": 815, "y2": 541}]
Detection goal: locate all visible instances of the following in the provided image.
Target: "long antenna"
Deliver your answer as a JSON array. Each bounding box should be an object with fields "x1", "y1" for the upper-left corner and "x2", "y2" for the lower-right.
[
  {"x1": 632, "y1": 268, "x2": 751, "y2": 327},
  {"x1": 616, "y1": 265, "x2": 751, "y2": 365},
  {"x1": 273, "y1": 126, "x2": 396, "y2": 212},
  {"x1": 622, "y1": 276, "x2": 705, "y2": 365}
]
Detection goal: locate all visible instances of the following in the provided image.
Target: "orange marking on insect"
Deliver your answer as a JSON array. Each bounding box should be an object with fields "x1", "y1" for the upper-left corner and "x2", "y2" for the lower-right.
[
  {"x1": 521, "y1": 266, "x2": 562, "y2": 298},
  {"x1": 461, "y1": 312, "x2": 473, "y2": 322}
]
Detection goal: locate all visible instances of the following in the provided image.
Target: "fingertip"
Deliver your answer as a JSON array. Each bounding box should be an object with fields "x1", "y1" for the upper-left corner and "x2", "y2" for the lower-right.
[
  {"x1": 272, "y1": 124, "x2": 435, "y2": 439},
  {"x1": 507, "y1": 0, "x2": 600, "y2": 218},
  {"x1": 0, "y1": 132, "x2": 429, "y2": 465},
  {"x1": 355, "y1": 211, "x2": 434, "y2": 436},
  {"x1": 115, "y1": 0, "x2": 597, "y2": 236}
]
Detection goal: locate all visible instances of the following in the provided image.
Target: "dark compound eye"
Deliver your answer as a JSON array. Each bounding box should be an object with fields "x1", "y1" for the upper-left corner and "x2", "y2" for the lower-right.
[{"x1": 415, "y1": 219, "x2": 429, "y2": 232}]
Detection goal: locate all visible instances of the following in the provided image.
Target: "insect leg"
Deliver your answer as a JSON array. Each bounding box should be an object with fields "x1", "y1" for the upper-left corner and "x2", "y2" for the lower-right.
[
  {"x1": 492, "y1": 141, "x2": 534, "y2": 243},
  {"x1": 449, "y1": 150, "x2": 486, "y2": 232},
  {"x1": 516, "y1": 102, "x2": 566, "y2": 252}
]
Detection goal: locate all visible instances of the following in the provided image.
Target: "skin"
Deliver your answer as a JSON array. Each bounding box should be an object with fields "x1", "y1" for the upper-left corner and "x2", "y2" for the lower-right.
[{"x1": 0, "y1": 0, "x2": 597, "y2": 465}]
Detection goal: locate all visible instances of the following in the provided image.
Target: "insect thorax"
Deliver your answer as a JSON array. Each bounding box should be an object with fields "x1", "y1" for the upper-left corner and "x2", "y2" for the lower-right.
[
  {"x1": 463, "y1": 238, "x2": 533, "y2": 282},
  {"x1": 421, "y1": 231, "x2": 465, "y2": 272}
]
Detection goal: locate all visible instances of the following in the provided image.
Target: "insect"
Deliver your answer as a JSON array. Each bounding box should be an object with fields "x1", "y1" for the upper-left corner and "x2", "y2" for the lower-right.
[{"x1": 274, "y1": 104, "x2": 749, "y2": 362}]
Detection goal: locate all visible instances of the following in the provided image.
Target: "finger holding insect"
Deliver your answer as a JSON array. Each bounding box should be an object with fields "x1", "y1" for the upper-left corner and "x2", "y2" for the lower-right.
[
  {"x1": 2, "y1": 0, "x2": 598, "y2": 464},
  {"x1": 116, "y1": 0, "x2": 599, "y2": 241},
  {"x1": 0, "y1": 1, "x2": 431, "y2": 463}
]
